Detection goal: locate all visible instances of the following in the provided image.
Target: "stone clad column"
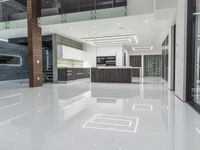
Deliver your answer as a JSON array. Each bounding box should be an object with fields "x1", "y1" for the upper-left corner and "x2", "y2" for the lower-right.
[{"x1": 27, "y1": 0, "x2": 43, "y2": 87}]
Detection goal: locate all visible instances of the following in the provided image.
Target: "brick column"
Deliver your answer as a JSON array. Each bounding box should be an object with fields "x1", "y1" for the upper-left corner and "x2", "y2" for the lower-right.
[{"x1": 27, "y1": 0, "x2": 43, "y2": 87}]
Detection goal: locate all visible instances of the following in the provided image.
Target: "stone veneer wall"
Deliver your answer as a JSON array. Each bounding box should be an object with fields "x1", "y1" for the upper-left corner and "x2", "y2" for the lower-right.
[{"x1": 0, "y1": 41, "x2": 28, "y2": 81}]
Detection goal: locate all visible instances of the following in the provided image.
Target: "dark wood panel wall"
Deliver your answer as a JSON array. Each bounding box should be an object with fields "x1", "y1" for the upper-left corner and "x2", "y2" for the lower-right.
[{"x1": 27, "y1": 0, "x2": 43, "y2": 87}]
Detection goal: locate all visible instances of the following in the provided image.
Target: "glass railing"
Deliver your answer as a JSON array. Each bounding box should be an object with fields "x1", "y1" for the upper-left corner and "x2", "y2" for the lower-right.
[
  {"x1": 0, "y1": 0, "x2": 127, "y2": 22},
  {"x1": 41, "y1": 0, "x2": 127, "y2": 17}
]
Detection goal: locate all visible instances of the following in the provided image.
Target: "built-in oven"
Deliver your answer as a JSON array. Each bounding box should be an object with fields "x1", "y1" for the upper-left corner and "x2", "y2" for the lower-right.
[
  {"x1": 97, "y1": 57, "x2": 106, "y2": 66},
  {"x1": 97, "y1": 56, "x2": 116, "y2": 66},
  {"x1": 106, "y1": 56, "x2": 116, "y2": 66}
]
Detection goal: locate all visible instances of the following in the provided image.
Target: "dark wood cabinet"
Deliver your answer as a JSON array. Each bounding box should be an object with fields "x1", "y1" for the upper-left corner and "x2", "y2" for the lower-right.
[
  {"x1": 132, "y1": 68, "x2": 140, "y2": 77},
  {"x1": 58, "y1": 68, "x2": 90, "y2": 81},
  {"x1": 58, "y1": 68, "x2": 67, "y2": 81},
  {"x1": 130, "y1": 55, "x2": 141, "y2": 77},
  {"x1": 67, "y1": 69, "x2": 74, "y2": 80},
  {"x1": 130, "y1": 56, "x2": 142, "y2": 67}
]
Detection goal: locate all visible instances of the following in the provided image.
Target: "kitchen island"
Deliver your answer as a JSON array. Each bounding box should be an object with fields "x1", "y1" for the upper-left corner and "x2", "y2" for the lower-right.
[
  {"x1": 58, "y1": 67, "x2": 90, "y2": 81},
  {"x1": 91, "y1": 67, "x2": 132, "y2": 83}
]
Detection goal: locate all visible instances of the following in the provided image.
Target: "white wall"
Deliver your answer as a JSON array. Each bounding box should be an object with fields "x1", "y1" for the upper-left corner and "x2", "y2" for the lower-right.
[
  {"x1": 167, "y1": 28, "x2": 173, "y2": 89},
  {"x1": 127, "y1": 0, "x2": 154, "y2": 16},
  {"x1": 83, "y1": 44, "x2": 97, "y2": 67},
  {"x1": 160, "y1": 11, "x2": 176, "y2": 91},
  {"x1": 167, "y1": 26, "x2": 176, "y2": 91},
  {"x1": 144, "y1": 5, "x2": 176, "y2": 91},
  {"x1": 155, "y1": 0, "x2": 177, "y2": 10},
  {"x1": 83, "y1": 45, "x2": 124, "y2": 67},
  {"x1": 175, "y1": 0, "x2": 187, "y2": 101},
  {"x1": 127, "y1": 0, "x2": 177, "y2": 16},
  {"x1": 123, "y1": 49, "x2": 130, "y2": 66}
]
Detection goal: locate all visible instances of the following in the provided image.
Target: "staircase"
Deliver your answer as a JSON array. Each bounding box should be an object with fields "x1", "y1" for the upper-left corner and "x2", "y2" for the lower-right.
[{"x1": 44, "y1": 65, "x2": 53, "y2": 83}]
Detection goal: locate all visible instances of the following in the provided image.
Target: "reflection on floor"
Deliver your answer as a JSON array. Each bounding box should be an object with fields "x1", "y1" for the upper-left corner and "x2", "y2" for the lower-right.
[{"x1": 0, "y1": 77, "x2": 199, "y2": 150}]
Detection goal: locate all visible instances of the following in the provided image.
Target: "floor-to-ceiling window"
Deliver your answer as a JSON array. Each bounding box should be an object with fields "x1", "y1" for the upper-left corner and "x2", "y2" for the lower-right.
[
  {"x1": 187, "y1": 0, "x2": 200, "y2": 111},
  {"x1": 192, "y1": 0, "x2": 200, "y2": 106}
]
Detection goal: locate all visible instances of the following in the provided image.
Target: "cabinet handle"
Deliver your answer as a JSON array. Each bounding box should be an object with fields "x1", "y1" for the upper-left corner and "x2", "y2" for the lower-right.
[{"x1": 76, "y1": 73, "x2": 84, "y2": 75}]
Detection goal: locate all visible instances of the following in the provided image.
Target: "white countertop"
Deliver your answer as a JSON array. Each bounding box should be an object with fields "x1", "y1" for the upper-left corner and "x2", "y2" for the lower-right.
[
  {"x1": 96, "y1": 66, "x2": 133, "y2": 69},
  {"x1": 58, "y1": 67, "x2": 90, "y2": 69}
]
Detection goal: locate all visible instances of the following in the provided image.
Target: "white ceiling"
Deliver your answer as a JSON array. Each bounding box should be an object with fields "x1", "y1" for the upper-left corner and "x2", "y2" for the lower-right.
[
  {"x1": 41, "y1": 11, "x2": 175, "y2": 49},
  {"x1": 0, "y1": 7, "x2": 176, "y2": 51}
]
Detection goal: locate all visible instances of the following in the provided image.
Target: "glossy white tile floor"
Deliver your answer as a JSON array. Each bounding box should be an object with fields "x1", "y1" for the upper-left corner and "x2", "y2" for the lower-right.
[{"x1": 0, "y1": 77, "x2": 200, "y2": 150}]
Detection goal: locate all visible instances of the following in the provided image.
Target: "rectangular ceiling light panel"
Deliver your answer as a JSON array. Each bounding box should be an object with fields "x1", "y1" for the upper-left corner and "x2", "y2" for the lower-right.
[
  {"x1": 132, "y1": 45, "x2": 154, "y2": 51},
  {"x1": 81, "y1": 34, "x2": 139, "y2": 46}
]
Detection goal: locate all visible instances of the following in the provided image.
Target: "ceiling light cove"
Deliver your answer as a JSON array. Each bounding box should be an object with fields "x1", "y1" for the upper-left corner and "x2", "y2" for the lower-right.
[
  {"x1": 81, "y1": 34, "x2": 139, "y2": 46},
  {"x1": 132, "y1": 45, "x2": 154, "y2": 51}
]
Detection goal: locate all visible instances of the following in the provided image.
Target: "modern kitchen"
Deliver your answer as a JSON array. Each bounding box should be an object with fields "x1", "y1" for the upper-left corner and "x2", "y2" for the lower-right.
[
  {"x1": 55, "y1": 32, "x2": 163, "y2": 84},
  {"x1": 55, "y1": 32, "x2": 133, "y2": 84},
  {"x1": 58, "y1": 44, "x2": 133, "y2": 83}
]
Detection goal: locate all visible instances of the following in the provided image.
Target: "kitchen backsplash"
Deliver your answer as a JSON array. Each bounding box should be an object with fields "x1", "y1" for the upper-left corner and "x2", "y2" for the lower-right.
[{"x1": 57, "y1": 59, "x2": 83, "y2": 67}]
